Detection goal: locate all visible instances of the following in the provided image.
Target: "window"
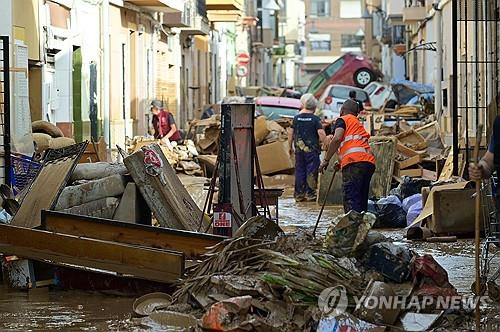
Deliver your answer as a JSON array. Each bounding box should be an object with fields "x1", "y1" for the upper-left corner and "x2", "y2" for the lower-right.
[
  {"x1": 324, "y1": 58, "x2": 345, "y2": 76},
  {"x1": 310, "y1": 0, "x2": 330, "y2": 17},
  {"x1": 328, "y1": 86, "x2": 369, "y2": 102},
  {"x1": 392, "y1": 25, "x2": 406, "y2": 44},
  {"x1": 340, "y1": 0, "x2": 361, "y2": 18},
  {"x1": 308, "y1": 33, "x2": 331, "y2": 51},
  {"x1": 310, "y1": 40, "x2": 331, "y2": 51},
  {"x1": 341, "y1": 34, "x2": 364, "y2": 48}
]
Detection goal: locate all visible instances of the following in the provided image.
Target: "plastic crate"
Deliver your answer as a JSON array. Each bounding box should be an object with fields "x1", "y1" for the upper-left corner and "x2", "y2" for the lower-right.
[{"x1": 10, "y1": 154, "x2": 41, "y2": 195}]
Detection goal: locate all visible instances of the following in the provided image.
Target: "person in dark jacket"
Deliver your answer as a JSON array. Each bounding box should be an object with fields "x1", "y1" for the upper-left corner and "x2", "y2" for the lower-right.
[
  {"x1": 349, "y1": 90, "x2": 364, "y2": 114},
  {"x1": 150, "y1": 100, "x2": 182, "y2": 144},
  {"x1": 288, "y1": 93, "x2": 326, "y2": 202}
]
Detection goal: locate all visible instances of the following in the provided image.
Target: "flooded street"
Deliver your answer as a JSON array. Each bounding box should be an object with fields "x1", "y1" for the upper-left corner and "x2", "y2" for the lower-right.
[{"x1": 0, "y1": 186, "x2": 498, "y2": 330}]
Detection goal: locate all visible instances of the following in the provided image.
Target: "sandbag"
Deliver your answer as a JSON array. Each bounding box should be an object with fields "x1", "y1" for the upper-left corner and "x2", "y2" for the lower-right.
[
  {"x1": 70, "y1": 162, "x2": 128, "y2": 182},
  {"x1": 32, "y1": 120, "x2": 64, "y2": 138},
  {"x1": 48, "y1": 137, "x2": 76, "y2": 150},
  {"x1": 55, "y1": 174, "x2": 126, "y2": 210},
  {"x1": 59, "y1": 197, "x2": 120, "y2": 219},
  {"x1": 32, "y1": 133, "x2": 51, "y2": 153}
]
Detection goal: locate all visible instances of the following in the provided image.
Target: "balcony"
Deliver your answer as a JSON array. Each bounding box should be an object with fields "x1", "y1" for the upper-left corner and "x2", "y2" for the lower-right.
[
  {"x1": 125, "y1": 0, "x2": 184, "y2": 12},
  {"x1": 206, "y1": 0, "x2": 243, "y2": 11},
  {"x1": 207, "y1": 10, "x2": 241, "y2": 22},
  {"x1": 164, "y1": 0, "x2": 209, "y2": 34},
  {"x1": 403, "y1": 6, "x2": 427, "y2": 23}
]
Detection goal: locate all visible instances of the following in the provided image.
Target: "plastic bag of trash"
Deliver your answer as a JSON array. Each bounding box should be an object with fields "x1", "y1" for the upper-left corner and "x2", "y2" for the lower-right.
[
  {"x1": 390, "y1": 177, "x2": 432, "y2": 200},
  {"x1": 365, "y1": 242, "x2": 412, "y2": 283},
  {"x1": 374, "y1": 201, "x2": 407, "y2": 228},
  {"x1": 406, "y1": 200, "x2": 423, "y2": 227},
  {"x1": 324, "y1": 210, "x2": 376, "y2": 257},
  {"x1": 402, "y1": 193, "x2": 422, "y2": 213},
  {"x1": 376, "y1": 195, "x2": 402, "y2": 207}
]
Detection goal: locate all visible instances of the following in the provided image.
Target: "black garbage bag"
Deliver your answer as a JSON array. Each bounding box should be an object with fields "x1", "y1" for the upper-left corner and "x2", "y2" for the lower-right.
[
  {"x1": 374, "y1": 203, "x2": 407, "y2": 228},
  {"x1": 364, "y1": 242, "x2": 413, "y2": 283},
  {"x1": 391, "y1": 176, "x2": 432, "y2": 200}
]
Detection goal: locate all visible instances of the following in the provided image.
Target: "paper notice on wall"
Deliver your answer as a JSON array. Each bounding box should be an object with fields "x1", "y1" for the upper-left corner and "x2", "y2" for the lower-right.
[{"x1": 12, "y1": 42, "x2": 34, "y2": 157}]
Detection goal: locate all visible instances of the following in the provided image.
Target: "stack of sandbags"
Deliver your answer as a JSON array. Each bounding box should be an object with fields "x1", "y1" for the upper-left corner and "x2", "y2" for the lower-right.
[
  {"x1": 32, "y1": 120, "x2": 76, "y2": 154},
  {"x1": 54, "y1": 162, "x2": 129, "y2": 219}
]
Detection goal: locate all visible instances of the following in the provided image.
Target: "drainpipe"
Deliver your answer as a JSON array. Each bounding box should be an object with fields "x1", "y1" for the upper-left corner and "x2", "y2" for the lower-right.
[
  {"x1": 101, "y1": 0, "x2": 110, "y2": 149},
  {"x1": 434, "y1": 0, "x2": 442, "y2": 118}
]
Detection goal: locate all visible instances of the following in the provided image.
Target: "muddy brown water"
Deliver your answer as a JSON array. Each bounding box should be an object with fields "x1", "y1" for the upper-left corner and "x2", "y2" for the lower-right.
[{"x1": 0, "y1": 185, "x2": 498, "y2": 330}]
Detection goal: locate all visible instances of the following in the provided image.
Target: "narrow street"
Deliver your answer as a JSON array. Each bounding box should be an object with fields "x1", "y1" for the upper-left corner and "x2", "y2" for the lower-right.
[
  {"x1": 0, "y1": 0, "x2": 500, "y2": 330},
  {"x1": 0, "y1": 185, "x2": 498, "y2": 330}
]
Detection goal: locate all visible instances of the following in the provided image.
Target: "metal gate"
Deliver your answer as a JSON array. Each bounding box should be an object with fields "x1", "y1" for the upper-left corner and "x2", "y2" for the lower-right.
[
  {"x1": 0, "y1": 36, "x2": 11, "y2": 186},
  {"x1": 452, "y1": 0, "x2": 500, "y2": 174}
]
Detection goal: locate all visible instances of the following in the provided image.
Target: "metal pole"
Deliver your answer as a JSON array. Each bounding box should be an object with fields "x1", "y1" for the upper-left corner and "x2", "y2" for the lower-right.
[{"x1": 452, "y1": 0, "x2": 459, "y2": 175}]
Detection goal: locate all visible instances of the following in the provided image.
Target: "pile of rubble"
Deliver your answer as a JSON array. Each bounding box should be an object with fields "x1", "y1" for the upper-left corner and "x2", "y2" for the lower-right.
[
  {"x1": 190, "y1": 114, "x2": 295, "y2": 183},
  {"x1": 131, "y1": 213, "x2": 473, "y2": 331},
  {"x1": 126, "y1": 136, "x2": 202, "y2": 176}
]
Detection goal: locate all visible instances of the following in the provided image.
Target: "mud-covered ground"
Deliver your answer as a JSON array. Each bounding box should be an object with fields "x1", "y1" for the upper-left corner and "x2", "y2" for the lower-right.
[{"x1": 0, "y1": 181, "x2": 499, "y2": 330}]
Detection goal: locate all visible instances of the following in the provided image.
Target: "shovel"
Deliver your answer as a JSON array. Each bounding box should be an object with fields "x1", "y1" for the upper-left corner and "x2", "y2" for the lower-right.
[{"x1": 313, "y1": 166, "x2": 338, "y2": 238}]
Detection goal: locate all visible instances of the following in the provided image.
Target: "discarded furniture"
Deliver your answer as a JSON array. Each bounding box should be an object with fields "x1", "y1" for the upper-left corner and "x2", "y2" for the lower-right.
[
  {"x1": 40, "y1": 210, "x2": 223, "y2": 259},
  {"x1": 11, "y1": 142, "x2": 88, "y2": 228}
]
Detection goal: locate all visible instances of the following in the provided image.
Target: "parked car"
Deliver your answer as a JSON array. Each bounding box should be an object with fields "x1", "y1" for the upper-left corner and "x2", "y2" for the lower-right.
[
  {"x1": 254, "y1": 96, "x2": 302, "y2": 120},
  {"x1": 364, "y1": 82, "x2": 397, "y2": 109},
  {"x1": 306, "y1": 53, "x2": 383, "y2": 99},
  {"x1": 316, "y1": 84, "x2": 371, "y2": 120}
]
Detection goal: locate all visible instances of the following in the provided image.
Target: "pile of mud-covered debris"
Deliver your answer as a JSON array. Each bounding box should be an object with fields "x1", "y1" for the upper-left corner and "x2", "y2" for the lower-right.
[{"x1": 131, "y1": 213, "x2": 476, "y2": 331}]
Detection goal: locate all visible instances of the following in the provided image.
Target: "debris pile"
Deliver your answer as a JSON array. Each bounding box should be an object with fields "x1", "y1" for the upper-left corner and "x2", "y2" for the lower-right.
[
  {"x1": 127, "y1": 137, "x2": 202, "y2": 176},
  {"x1": 132, "y1": 212, "x2": 470, "y2": 331}
]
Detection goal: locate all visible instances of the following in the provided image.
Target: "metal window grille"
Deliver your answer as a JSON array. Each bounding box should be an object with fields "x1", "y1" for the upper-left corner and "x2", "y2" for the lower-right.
[
  {"x1": 452, "y1": 0, "x2": 500, "y2": 174},
  {"x1": 0, "y1": 36, "x2": 12, "y2": 186}
]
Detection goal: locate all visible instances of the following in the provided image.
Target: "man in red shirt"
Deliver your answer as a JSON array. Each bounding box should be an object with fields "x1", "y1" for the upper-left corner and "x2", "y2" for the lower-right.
[{"x1": 150, "y1": 100, "x2": 182, "y2": 144}]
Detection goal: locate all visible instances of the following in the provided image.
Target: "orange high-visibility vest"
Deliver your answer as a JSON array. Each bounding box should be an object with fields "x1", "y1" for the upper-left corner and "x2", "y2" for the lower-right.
[{"x1": 337, "y1": 114, "x2": 376, "y2": 169}]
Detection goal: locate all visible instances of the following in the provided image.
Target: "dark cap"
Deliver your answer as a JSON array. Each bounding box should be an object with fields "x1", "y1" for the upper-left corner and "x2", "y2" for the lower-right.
[{"x1": 150, "y1": 100, "x2": 162, "y2": 108}]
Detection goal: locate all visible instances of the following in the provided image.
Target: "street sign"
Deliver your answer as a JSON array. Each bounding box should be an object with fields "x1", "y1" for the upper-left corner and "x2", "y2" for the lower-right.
[
  {"x1": 237, "y1": 52, "x2": 250, "y2": 65},
  {"x1": 236, "y1": 64, "x2": 248, "y2": 77}
]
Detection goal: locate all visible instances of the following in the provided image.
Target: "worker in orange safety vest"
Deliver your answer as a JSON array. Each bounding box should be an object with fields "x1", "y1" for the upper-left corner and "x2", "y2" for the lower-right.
[{"x1": 319, "y1": 99, "x2": 376, "y2": 213}]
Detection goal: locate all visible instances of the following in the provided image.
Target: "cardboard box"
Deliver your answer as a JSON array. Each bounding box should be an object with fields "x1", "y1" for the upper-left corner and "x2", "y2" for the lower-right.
[
  {"x1": 254, "y1": 116, "x2": 269, "y2": 145},
  {"x1": 257, "y1": 140, "x2": 294, "y2": 175},
  {"x1": 410, "y1": 182, "x2": 484, "y2": 235}
]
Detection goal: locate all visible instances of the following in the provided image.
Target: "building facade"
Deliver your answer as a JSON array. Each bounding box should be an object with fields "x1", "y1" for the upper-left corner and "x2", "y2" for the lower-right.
[
  {"x1": 0, "y1": 0, "x2": 248, "y2": 158},
  {"x1": 303, "y1": 0, "x2": 368, "y2": 80}
]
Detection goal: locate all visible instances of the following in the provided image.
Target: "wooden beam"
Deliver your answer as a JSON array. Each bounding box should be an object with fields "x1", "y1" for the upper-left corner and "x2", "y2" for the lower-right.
[
  {"x1": 0, "y1": 223, "x2": 184, "y2": 283},
  {"x1": 40, "y1": 210, "x2": 224, "y2": 258},
  {"x1": 124, "y1": 144, "x2": 205, "y2": 231}
]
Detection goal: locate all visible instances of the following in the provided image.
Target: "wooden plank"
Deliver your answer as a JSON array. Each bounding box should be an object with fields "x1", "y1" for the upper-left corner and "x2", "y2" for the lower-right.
[
  {"x1": 438, "y1": 149, "x2": 455, "y2": 180},
  {"x1": 396, "y1": 129, "x2": 427, "y2": 151},
  {"x1": 41, "y1": 210, "x2": 223, "y2": 258},
  {"x1": 396, "y1": 143, "x2": 422, "y2": 157},
  {"x1": 396, "y1": 154, "x2": 423, "y2": 169},
  {"x1": 124, "y1": 144, "x2": 204, "y2": 231},
  {"x1": 0, "y1": 223, "x2": 184, "y2": 283},
  {"x1": 394, "y1": 167, "x2": 423, "y2": 178},
  {"x1": 369, "y1": 136, "x2": 397, "y2": 198},
  {"x1": 12, "y1": 143, "x2": 87, "y2": 228}
]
